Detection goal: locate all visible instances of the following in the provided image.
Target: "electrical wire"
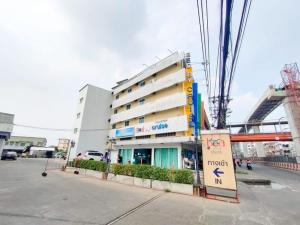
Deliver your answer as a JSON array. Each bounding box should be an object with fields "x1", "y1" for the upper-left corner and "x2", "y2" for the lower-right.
[
  {"x1": 227, "y1": 0, "x2": 252, "y2": 99},
  {"x1": 226, "y1": 0, "x2": 249, "y2": 98},
  {"x1": 204, "y1": 0, "x2": 212, "y2": 102},
  {"x1": 196, "y1": 0, "x2": 208, "y2": 84},
  {"x1": 13, "y1": 123, "x2": 110, "y2": 132}
]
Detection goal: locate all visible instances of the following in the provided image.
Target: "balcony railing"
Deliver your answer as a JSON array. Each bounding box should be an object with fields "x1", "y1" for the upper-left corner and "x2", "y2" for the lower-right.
[
  {"x1": 110, "y1": 92, "x2": 187, "y2": 124},
  {"x1": 112, "y1": 69, "x2": 186, "y2": 109}
]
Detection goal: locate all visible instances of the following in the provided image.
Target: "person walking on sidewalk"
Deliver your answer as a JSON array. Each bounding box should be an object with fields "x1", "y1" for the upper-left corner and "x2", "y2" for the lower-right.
[{"x1": 74, "y1": 153, "x2": 82, "y2": 174}]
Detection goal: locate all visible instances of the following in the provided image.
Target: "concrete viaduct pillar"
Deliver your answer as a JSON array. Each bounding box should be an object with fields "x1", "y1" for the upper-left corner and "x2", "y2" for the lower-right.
[
  {"x1": 252, "y1": 126, "x2": 266, "y2": 157},
  {"x1": 283, "y1": 97, "x2": 300, "y2": 163}
]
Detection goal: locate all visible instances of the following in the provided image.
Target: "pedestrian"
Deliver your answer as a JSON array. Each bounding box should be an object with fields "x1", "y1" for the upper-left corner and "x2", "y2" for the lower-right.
[
  {"x1": 117, "y1": 154, "x2": 123, "y2": 164},
  {"x1": 74, "y1": 153, "x2": 82, "y2": 174},
  {"x1": 233, "y1": 157, "x2": 236, "y2": 172},
  {"x1": 246, "y1": 159, "x2": 252, "y2": 170},
  {"x1": 103, "y1": 152, "x2": 109, "y2": 163},
  {"x1": 237, "y1": 158, "x2": 241, "y2": 167}
]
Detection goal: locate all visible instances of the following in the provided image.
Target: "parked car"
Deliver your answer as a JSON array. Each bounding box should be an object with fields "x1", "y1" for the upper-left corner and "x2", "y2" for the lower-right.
[
  {"x1": 83, "y1": 151, "x2": 103, "y2": 160},
  {"x1": 1, "y1": 151, "x2": 17, "y2": 160}
]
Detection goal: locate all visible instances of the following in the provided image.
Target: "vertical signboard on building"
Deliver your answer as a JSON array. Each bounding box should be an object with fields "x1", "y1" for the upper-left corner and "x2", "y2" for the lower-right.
[
  {"x1": 192, "y1": 83, "x2": 199, "y2": 136},
  {"x1": 183, "y1": 67, "x2": 193, "y2": 136},
  {"x1": 201, "y1": 130, "x2": 237, "y2": 190}
]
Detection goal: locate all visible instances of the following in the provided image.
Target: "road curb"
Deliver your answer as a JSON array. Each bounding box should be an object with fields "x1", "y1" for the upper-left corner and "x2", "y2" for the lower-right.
[{"x1": 237, "y1": 178, "x2": 271, "y2": 185}]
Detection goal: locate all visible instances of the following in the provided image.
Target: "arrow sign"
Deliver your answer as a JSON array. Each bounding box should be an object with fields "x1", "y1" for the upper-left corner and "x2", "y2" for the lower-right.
[{"x1": 213, "y1": 168, "x2": 224, "y2": 177}]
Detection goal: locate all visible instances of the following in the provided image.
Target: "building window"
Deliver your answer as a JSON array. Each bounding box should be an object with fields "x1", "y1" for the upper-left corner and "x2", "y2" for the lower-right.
[
  {"x1": 114, "y1": 109, "x2": 118, "y2": 114},
  {"x1": 125, "y1": 121, "x2": 130, "y2": 126},
  {"x1": 139, "y1": 117, "x2": 144, "y2": 123},
  {"x1": 76, "y1": 113, "x2": 81, "y2": 119},
  {"x1": 20, "y1": 142, "x2": 26, "y2": 146},
  {"x1": 116, "y1": 95, "x2": 119, "y2": 100},
  {"x1": 155, "y1": 132, "x2": 176, "y2": 138},
  {"x1": 74, "y1": 128, "x2": 78, "y2": 134},
  {"x1": 139, "y1": 81, "x2": 145, "y2": 87},
  {"x1": 120, "y1": 137, "x2": 132, "y2": 141},
  {"x1": 79, "y1": 97, "x2": 84, "y2": 104},
  {"x1": 127, "y1": 88, "x2": 132, "y2": 93},
  {"x1": 136, "y1": 135, "x2": 151, "y2": 139},
  {"x1": 112, "y1": 124, "x2": 116, "y2": 129},
  {"x1": 126, "y1": 104, "x2": 131, "y2": 110},
  {"x1": 139, "y1": 99, "x2": 145, "y2": 105},
  {"x1": 9, "y1": 141, "x2": 14, "y2": 145}
]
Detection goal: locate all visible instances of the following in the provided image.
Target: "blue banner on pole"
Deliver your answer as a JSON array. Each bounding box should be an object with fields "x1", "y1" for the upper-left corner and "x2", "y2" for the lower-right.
[{"x1": 192, "y1": 83, "x2": 199, "y2": 136}]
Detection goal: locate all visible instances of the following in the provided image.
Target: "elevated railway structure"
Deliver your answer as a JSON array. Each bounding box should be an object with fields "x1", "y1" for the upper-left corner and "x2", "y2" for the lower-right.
[{"x1": 236, "y1": 64, "x2": 300, "y2": 162}]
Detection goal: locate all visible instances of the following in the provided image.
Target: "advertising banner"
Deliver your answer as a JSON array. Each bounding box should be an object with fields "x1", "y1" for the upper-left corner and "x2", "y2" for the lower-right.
[
  {"x1": 201, "y1": 130, "x2": 237, "y2": 190},
  {"x1": 135, "y1": 115, "x2": 188, "y2": 136},
  {"x1": 115, "y1": 127, "x2": 135, "y2": 138}
]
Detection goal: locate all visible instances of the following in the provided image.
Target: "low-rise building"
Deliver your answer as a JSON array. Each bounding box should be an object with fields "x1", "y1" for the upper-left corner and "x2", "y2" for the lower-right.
[
  {"x1": 264, "y1": 141, "x2": 294, "y2": 157},
  {"x1": 57, "y1": 138, "x2": 70, "y2": 152},
  {"x1": 0, "y1": 112, "x2": 14, "y2": 157},
  {"x1": 3, "y1": 136, "x2": 47, "y2": 155}
]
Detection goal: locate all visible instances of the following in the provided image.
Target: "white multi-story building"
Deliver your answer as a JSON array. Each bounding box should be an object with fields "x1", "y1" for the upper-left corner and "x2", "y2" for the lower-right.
[
  {"x1": 70, "y1": 84, "x2": 112, "y2": 160},
  {"x1": 0, "y1": 112, "x2": 14, "y2": 157},
  {"x1": 109, "y1": 52, "x2": 208, "y2": 169}
]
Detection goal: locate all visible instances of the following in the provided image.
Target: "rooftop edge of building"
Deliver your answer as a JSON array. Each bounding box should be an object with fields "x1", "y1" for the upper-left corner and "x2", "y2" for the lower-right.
[
  {"x1": 79, "y1": 84, "x2": 111, "y2": 93},
  {"x1": 112, "y1": 51, "x2": 186, "y2": 93}
]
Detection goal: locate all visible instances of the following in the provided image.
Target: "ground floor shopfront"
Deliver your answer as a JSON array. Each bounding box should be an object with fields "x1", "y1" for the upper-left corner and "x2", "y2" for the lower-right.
[{"x1": 111, "y1": 140, "x2": 202, "y2": 170}]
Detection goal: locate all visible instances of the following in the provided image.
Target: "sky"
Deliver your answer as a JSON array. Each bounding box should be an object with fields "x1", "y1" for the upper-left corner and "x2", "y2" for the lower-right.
[{"x1": 0, "y1": 0, "x2": 299, "y2": 145}]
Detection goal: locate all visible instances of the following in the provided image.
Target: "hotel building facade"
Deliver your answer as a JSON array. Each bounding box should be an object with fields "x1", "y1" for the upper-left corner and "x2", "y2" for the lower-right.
[{"x1": 109, "y1": 52, "x2": 208, "y2": 169}]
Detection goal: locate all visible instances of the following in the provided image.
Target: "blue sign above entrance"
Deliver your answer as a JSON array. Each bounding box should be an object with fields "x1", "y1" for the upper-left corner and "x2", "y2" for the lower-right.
[{"x1": 115, "y1": 127, "x2": 135, "y2": 138}]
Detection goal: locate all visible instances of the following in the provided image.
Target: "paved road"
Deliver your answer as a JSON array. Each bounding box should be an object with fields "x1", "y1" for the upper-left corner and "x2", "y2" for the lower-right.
[{"x1": 0, "y1": 159, "x2": 299, "y2": 225}]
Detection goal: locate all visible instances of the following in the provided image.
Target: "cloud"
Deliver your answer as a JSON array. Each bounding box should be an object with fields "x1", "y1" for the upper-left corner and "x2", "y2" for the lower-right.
[
  {"x1": 228, "y1": 92, "x2": 258, "y2": 123},
  {"x1": 58, "y1": 0, "x2": 147, "y2": 60}
]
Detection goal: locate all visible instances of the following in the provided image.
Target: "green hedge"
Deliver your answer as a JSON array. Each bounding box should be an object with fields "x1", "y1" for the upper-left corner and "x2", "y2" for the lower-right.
[
  {"x1": 111, "y1": 164, "x2": 194, "y2": 184},
  {"x1": 72, "y1": 160, "x2": 108, "y2": 172}
]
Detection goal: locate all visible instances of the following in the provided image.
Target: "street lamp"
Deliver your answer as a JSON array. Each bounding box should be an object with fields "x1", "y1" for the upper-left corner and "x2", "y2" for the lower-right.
[
  {"x1": 64, "y1": 140, "x2": 75, "y2": 169},
  {"x1": 106, "y1": 139, "x2": 116, "y2": 173}
]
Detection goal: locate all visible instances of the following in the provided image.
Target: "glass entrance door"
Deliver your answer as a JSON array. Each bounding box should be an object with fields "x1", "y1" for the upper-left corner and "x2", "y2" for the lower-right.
[
  {"x1": 154, "y1": 148, "x2": 178, "y2": 169},
  {"x1": 133, "y1": 149, "x2": 152, "y2": 165}
]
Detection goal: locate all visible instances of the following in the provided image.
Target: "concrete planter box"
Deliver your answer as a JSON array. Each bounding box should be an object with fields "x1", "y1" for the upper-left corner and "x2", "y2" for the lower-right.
[
  {"x1": 66, "y1": 169, "x2": 193, "y2": 195},
  {"x1": 169, "y1": 182, "x2": 193, "y2": 195},
  {"x1": 85, "y1": 170, "x2": 105, "y2": 179},
  {"x1": 116, "y1": 175, "x2": 134, "y2": 185},
  {"x1": 65, "y1": 167, "x2": 75, "y2": 173},
  {"x1": 107, "y1": 173, "x2": 117, "y2": 181},
  {"x1": 133, "y1": 177, "x2": 151, "y2": 188},
  {"x1": 152, "y1": 180, "x2": 171, "y2": 191},
  {"x1": 152, "y1": 180, "x2": 193, "y2": 195}
]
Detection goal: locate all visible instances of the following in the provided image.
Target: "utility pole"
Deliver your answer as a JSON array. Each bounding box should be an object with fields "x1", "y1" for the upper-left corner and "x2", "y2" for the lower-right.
[
  {"x1": 192, "y1": 83, "x2": 201, "y2": 185},
  {"x1": 195, "y1": 132, "x2": 201, "y2": 185}
]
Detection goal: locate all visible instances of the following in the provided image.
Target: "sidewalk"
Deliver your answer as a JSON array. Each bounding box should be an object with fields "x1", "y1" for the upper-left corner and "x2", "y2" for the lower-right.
[{"x1": 235, "y1": 166, "x2": 271, "y2": 185}]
